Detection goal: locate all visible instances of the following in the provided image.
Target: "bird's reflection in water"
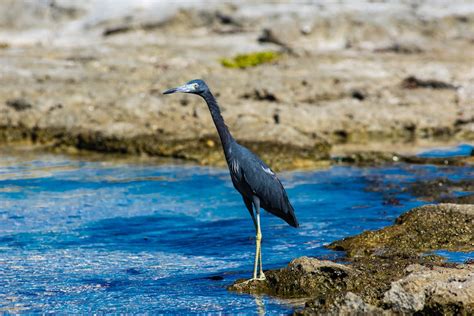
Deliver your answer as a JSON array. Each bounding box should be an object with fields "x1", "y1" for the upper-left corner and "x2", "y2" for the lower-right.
[{"x1": 253, "y1": 294, "x2": 266, "y2": 316}]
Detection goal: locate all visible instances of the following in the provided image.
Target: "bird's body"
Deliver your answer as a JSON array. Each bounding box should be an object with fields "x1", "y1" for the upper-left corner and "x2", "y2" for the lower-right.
[
  {"x1": 163, "y1": 79, "x2": 298, "y2": 280},
  {"x1": 225, "y1": 142, "x2": 298, "y2": 228}
]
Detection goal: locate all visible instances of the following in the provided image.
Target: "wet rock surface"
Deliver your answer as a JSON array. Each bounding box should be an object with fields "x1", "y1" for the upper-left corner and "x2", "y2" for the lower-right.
[
  {"x1": 329, "y1": 204, "x2": 474, "y2": 257},
  {"x1": 228, "y1": 257, "x2": 351, "y2": 298},
  {"x1": 230, "y1": 204, "x2": 474, "y2": 314},
  {"x1": 0, "y1": 1, "x2": 473, "y2": 168},
  {"x1": 410, "y1": 179, "x2": 474, "y2": 202},
  {"x1": 441, "y1": 194, "x2": 474, "y2": 205},
  {"x1": 365, "y1": 170, "x2": 474, "y2": 209},
  {"x1": 332, "y1": 150, "x2": 474, "y2": 167}
]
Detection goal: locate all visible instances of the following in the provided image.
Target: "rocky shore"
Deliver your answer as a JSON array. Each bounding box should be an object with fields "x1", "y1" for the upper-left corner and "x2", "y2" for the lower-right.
[
  {"x1": 229, "y1": 203, "x2": 474, "y2": 314},
  {"x1": 1, "y1": 1, "x2": 473, "y2": 169},
  {"x1": 1, "y1": 2, "x2": 473, "y2": 313}
]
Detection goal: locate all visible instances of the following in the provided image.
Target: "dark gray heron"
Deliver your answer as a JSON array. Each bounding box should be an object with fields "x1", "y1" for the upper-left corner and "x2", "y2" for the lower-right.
[{"x1": 163, "y1": 79, "x2": 299, "y2": 281}]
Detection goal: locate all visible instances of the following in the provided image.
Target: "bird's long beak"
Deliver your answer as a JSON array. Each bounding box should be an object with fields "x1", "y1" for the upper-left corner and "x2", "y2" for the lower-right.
[
  {"x1": 162, "y1": 87, "x2": 178, "y2": 94},
  {"x1": 162, "y1": 83, "x2": 194, "y2": 95}
]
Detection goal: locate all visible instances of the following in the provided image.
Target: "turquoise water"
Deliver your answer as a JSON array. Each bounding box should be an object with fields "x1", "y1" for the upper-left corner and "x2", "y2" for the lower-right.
[{"x1": 0, "y1": 147, "x2": 472, "y2": 314}]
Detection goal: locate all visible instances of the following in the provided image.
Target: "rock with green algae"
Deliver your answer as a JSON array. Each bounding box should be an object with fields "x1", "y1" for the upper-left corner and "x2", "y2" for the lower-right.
[
  {"x1": 228, "y1": 255, "x2": 444, "y2": 314},
  {"x1": 228, "y1": 204, "x2": 474, "y2": 315},
  {"x1": 328, "y1": 203, "x2": 474, "y2": 258},
  {"x1": 228, "y1": 257, "x2": 352, "y2": 298},
  {"x1": 220, "y1": 51, "x2": 280, "y2": 68}
]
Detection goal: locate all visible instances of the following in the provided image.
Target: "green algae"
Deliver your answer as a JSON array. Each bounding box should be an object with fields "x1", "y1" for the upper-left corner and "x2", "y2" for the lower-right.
[
  {"x1": 228, "y1": 257, "x2": 351, "y2": 299},
  {"x1": 220, "y1": 51, "x2": 280, "y2": 69},
  {"x1": 228, "y1": 204, "x2": 474, "y2": 313}
]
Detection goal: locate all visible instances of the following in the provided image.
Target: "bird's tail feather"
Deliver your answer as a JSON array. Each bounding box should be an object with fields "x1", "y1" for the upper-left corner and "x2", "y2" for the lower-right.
[{"x1": 284, "y1": 203, "x2": 299, "y2": 228}]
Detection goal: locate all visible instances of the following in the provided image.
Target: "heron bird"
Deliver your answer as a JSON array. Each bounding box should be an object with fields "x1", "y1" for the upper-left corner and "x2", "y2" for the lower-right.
[{"x1": 163, "y1": 79, "x2": 299, "y2": 281}]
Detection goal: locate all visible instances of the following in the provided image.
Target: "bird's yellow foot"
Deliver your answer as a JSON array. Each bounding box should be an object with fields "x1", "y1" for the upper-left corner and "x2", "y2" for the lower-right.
[{"x1": 241, "y1": 275, "x2": 266, "y2": 284}]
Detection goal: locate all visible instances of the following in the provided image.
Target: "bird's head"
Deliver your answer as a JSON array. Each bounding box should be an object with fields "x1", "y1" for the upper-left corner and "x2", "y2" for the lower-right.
[{"x1": 162, "y1": 79, "x2": 209, "y2": 95}]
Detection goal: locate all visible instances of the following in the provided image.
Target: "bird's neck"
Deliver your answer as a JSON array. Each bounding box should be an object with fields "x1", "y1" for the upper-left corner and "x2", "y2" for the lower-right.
[{"x1": 201, "y1": 90, "x2": 234, "y2": 152}]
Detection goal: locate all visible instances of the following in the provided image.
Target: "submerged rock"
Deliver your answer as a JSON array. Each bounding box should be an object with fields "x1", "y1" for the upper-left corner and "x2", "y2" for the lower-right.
[
  {"x1": 410, "y1": 178, "x2": 474, "y2": 202},
  {"x1": 332, "y1": 150, "x2": 473, "y2": 167},
  {"x1": 441, "y1": 194, "x2": 474, "y2": 204}
]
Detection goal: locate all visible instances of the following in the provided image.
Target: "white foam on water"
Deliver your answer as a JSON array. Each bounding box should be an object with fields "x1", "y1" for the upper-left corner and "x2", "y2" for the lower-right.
[{"x1": 0, "y1": 248, "x2": 243, "y2": 312}]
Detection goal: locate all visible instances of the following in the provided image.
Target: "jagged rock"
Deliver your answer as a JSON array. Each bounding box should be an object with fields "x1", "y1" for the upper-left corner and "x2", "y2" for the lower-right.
[
  {"x1": 228, "y1": 203, "x2": 473, "y2": 314},
  {"x1": 300, "y1": 292, "x2": 385, "y2": 315},
  {"x1": 383, "y1": 264, "x2": 474, "y2": 314},
  {"x1": 228, "y1": 257, "x2": 351, "y2": 298},
  {"x1": 328, "y1": 204, "x2": 474, "y2": 257}
]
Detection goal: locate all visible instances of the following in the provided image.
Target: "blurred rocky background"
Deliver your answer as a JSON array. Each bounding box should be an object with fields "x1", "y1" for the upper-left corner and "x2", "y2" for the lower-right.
[{"x1": 1, "y1": 0, "x2": 473, "y2": 169}]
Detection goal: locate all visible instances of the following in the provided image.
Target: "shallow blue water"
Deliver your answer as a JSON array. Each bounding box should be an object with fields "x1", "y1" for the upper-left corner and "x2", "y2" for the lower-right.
[
  {"x1": 0, "y1": 150, "x2": 472, "y2": 314},
  {"x1": 418, "y1": 143, "x2": 473, "y2": 158}
]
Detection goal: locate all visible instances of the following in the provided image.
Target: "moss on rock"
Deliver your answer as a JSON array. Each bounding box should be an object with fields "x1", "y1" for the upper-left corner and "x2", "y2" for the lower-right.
[
  {"x1": 228, "y1": 257, "x2": 352, "y2": 300},
  {"x1": 328, "y1": 204, "x2": 474, "y2": 258},
  {"x1": 220, "y1": 51, "x2": 280, "y2": 68},
  {"x1": 229, "y1": 204, "x2": 474, "y2": 314}
]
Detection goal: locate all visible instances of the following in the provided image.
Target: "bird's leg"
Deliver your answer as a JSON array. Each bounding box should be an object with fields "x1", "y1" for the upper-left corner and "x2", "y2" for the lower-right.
[
  {"x1": 243, "y1": 196, "x2": 264, "y2": 283},
  {"x1": 252, "y1": 217, "x2": 259, "y2": 279},
  {"x1": 252, "y1": 196, "x2": 265, "y2": 281},
  {"x1": 253, "y1": 218, "x2": 261, "y2": 280},
  {"x1": 255, "y1": 209, "x2": 265, "y2": 280}
]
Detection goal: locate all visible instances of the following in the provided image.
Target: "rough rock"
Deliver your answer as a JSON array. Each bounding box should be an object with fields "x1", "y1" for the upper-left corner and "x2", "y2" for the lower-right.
[
  {"x1": 300, "y1": 292, "x2": 385, "y2": 316},
  {"x1": 383, "y1": 264, "x2": 474, "y2": 314},
  {"x1": 328, "y1": 204, "x2": 474, "y2": 257},
  {"x1": 230, "y1": 204, "x2": 474, "y2": 314},
  {"x1": 228, "y1": 257, "x2": 351, "y2": 298},
  {"x1": 332, "y1": 151, "x2": 400, "y2": 166},
  {"x1": 0, "y1": 1, "x2": 473, "y2": 167},
  {"x1": 441, "y1": 194, "x2": 474, "y2": 205},
  {"x1": 410, "y1": 179, "x2": 474, "y2": 202},
  {"x1": 332, "y1": 150, "x2": 473, "y2": 166},
  {"x1": 366, "y1": 175, "x2": 474, "y2": 207}
]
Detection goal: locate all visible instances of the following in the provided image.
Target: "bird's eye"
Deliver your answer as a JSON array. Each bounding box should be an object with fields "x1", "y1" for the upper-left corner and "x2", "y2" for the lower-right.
[{"x1": 193, "y1": 83, "x2": 199, "y2": 89}]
